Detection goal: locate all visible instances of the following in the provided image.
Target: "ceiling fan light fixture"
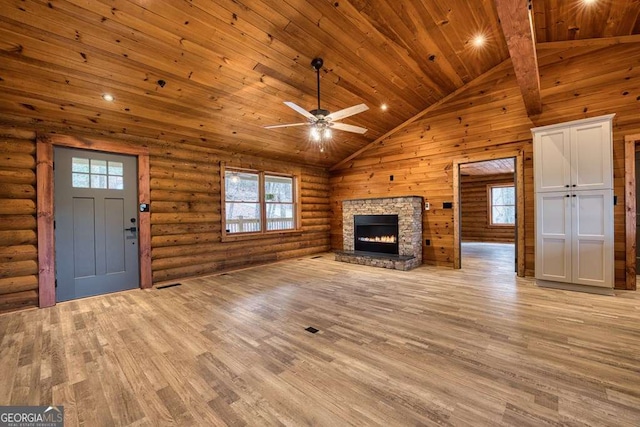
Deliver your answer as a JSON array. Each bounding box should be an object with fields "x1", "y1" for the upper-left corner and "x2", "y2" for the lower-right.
[
  {"x1": 310, "y1": 127, "x2": 320, "y2": 141},
  {"x1": 264, "y1": 57, "x2": 369, "y2": 150}
]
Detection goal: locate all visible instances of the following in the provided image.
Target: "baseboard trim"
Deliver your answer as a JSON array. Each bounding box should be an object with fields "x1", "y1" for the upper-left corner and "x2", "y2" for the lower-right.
[{"x1": 536, "y1": 279, "x2": 615, "y2": 296}]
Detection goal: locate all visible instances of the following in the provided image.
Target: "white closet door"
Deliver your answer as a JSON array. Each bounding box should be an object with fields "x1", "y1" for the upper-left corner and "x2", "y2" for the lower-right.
[
  {"x1": 570, "y1": 120, "x2": 613, "y2": 191},
  {"x1": 571, "y1": 190, "x2": 614, "y2": 287},
  {"x1": 536, "y1": 192, "x2": 572, "y2": 283},
  {"x1": 534, "y1": 128, "x2": 572, "y2": 192}
]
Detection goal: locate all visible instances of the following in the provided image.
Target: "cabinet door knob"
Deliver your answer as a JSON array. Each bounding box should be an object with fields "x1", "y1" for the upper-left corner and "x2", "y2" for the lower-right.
[
  {"x1": 565, "y1": 185, "x2": 570, "y2": 188},
  {"x1": 572, "y1": 184, "x2": 577, "y2": 187},
  {"x1": 572, "y1": 194, "x2": 577, "y2": 197},
  {"x1": 566, "y1": 194, "x2": 570, "y2": 198}
]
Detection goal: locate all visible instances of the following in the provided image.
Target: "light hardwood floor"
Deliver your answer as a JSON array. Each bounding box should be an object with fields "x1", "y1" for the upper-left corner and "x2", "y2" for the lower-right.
[
  {"x1": 461, "y1": 242, "x2": 516, "y2": 274},
  {"x1": 1, "y1": 250, "x2": 640, "y2": 426}
]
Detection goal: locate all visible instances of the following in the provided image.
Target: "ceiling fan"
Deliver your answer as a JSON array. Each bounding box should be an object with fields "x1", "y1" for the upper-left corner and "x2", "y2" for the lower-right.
[{"x1": 264, "y1": 58, "x2": 369, "y2": 147}]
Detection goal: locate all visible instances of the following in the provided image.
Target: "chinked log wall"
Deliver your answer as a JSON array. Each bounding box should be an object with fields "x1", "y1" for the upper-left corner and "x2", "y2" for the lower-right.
[
  {"x1": 0, "y1": 133, "x2": 330, "y2": 313},
  {"x1": 0, "y1": 128, "x2": 38, "y2": 312},
  {"x1": 461, "y1": 173, "x2": 515, "y2": 243},
  {"x1": 331, "y1": 43, "x2": 640, "y2": 289}
]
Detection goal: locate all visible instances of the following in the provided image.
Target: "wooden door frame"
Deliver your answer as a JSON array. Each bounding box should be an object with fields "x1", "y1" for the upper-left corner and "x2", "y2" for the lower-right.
[
  {"x1": 624, "y1": 134, "x2": 639, "y2": 290},
  {"x1": 453, "y1": 149, "x2": 525, "y2": 276},
  {"x1": 36, "y1": 134, "x2": 152, "y2": 308}
]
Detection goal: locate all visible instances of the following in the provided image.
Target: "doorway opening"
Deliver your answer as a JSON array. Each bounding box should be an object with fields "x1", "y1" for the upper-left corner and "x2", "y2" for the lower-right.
[
  {"x1": 459, "y1": 158, "x2": 516, "y2": 273},
  {"x1": 453, "y1": 150, "x2": 525, "y2": 277}
]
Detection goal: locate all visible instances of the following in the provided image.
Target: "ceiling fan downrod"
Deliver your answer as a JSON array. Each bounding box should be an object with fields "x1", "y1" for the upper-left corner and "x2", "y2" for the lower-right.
[{"x1": 310, "y1": 58, "x2": 328, "y2": 117}]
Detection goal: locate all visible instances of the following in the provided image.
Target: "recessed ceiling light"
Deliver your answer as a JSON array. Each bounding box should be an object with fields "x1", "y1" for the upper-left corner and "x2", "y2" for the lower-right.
[
  {"x1": 102, "y1": 93, "x2": 115, "y2": 102},
  {"x1": 381, "y1": 103, "x2": 388, "y2": 111},
  {"x1": 582, "y1": 0, "x2": 597, "y2": 5},
  {"x1": 472, "y1": 34, "x2": 486, "y2": 48}
]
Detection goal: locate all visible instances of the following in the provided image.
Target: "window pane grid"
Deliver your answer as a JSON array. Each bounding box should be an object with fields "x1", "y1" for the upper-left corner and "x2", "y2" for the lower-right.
[
  {"x1": 490, "y1": 185, "x2": 515, "y2": 225},
  {"x1": 224, "y1": 169, "x2": 296, "y2": 234},
  {"x1": 72, "y1": 157, "x2": 124, "y2": 190}
]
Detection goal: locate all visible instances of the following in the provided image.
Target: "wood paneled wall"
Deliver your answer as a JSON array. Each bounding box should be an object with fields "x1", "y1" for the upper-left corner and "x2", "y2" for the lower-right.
[
  {"x1": 331, "y1": 43, "x2": 640, "y2": 288},
  {"x1": 461, "y1": 173, "x2": 515, "y2": 243},
  {"x1": 0, "y1": 132, "x2": 330, "y2": 313},
  {"x1": 148, "y1": 142, "x2": 331, "y2": 284},
  {"x1": 0, "y1": 127, "x2": 38, "y2": 312}
]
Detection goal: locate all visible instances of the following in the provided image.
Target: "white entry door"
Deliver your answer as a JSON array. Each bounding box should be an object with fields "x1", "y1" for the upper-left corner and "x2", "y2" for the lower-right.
[{"x1": 54, "y1": 147, "x2": 139, "y2": 302}]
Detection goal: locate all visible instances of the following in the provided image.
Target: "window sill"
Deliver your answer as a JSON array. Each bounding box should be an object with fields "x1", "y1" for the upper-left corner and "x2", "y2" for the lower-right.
[
  {"x1": 488, "y1": 224, "x2": 515, "y2": 228},
  {"x1": 221, "y1": 228, "x2": 303, "y2": 242}
]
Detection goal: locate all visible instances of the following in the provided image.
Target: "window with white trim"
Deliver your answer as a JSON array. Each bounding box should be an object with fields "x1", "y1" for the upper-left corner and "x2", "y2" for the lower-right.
[
  {"x1": 223, "y1": 166, "x2": 298, "y2": 236},
  {"x1": 489, "y1": 184, "x2": 515, "y2": 225}
]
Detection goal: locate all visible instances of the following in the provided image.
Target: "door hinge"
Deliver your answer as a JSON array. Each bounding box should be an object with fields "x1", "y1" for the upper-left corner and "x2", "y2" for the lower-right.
[
  {"x1": 55, "y1": 279, "x2": 58, "y2": 288},
  {"x1": 52, "y1": 162, "x2": 55, "y2": 171},
  {"x1": 53, "y1": 220, "x2": 56, "y2": 230}
]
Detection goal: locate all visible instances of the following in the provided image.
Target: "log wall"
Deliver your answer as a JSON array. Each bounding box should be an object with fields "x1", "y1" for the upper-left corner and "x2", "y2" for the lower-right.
[
  {"x1": 148, "y1": 142, "x2": 331, "y2": 284},
  {"x1": 461, "y1": 173, "x2": 515, "y2": 243},
  {"x1": 0, "y1": 132, "x2": 330, "y2": 313},
  {"x1": 0, "y1": 127, "x2": 39, "y2": 312},
  {"x1": 331, "y1": 43, "x2": 640, "y2": 288}
]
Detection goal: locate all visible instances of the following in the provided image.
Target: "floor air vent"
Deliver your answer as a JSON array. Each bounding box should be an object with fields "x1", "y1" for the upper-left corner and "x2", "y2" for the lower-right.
[
  {"x1": 156, "y1": 283, "x2": 182, "y2": 290},
  {"x1": 305, "y1": 327, "x2": 319, "y2": 334},
  {"x1": 311, "y1": 256, "x2": 322, "y2": 259}
]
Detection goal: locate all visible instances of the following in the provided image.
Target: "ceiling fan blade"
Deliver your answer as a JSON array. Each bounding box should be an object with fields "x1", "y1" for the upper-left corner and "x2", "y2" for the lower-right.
[
  {"x1": 264, "y1": 122, "x2": 309, "y2": 129},
  {"x1": 326, "y1": 103, "x2": 369, "y2": 122},
  {"x1": 331, "y1": 122, "x2": 368, "y2": 134},
  {"x1": 283, "y1": 102, "x2": 317, "y2": 120}
]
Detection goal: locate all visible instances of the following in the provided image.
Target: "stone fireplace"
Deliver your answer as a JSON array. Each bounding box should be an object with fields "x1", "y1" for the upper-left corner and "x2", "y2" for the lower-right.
[{"x1": 336, "y1": 196, "x2": 423, "y2": 270}]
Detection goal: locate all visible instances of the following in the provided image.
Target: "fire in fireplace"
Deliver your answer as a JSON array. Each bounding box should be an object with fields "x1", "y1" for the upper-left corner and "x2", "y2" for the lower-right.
[
  {"x1": 357, "y1": 235, "x2": 397, "y2": 243},
  {"x1": 354, "y1": 214, "x2": 399, "y2": 254}
]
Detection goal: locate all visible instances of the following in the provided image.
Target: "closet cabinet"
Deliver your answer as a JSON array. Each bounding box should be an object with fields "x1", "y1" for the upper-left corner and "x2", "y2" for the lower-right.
[
  {"x1": 535, "y1": 116, "x2": 613, "y2": 192},
  {"x1": 533, "y1": 114, "x2": 614, "y2": 289}
]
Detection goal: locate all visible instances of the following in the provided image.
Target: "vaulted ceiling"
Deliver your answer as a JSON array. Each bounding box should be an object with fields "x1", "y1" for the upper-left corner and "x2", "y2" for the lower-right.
[{"x1": 0, "y1": 1, "x2": 639, "y2": 167}]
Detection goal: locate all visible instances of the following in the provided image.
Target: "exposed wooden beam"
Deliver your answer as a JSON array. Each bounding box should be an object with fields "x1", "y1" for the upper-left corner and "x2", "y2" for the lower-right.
[
  {"x1": 494, "y1": 0, "x2": 542, "y2": 116},
  {"x1": 537, "y1": 34, "x2": 640, "y2": 50},
  {"x1": 331, "y1": 60, "x2": 512, "y2": 171}
]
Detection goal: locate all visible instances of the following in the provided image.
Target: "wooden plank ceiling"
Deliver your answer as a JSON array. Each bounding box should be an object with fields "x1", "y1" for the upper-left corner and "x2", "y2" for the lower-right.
[
  {"x1": 0, "y1": 1, "x2": 638, "y2": 167},
  {"x1": 459, "y1": 158, "x2": 515, "y2": 176}
]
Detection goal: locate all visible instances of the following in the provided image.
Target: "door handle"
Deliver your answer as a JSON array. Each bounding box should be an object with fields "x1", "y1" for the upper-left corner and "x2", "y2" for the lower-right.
[{"x1": 125, "y1": 227, "x2": 137, "y2": 232}]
